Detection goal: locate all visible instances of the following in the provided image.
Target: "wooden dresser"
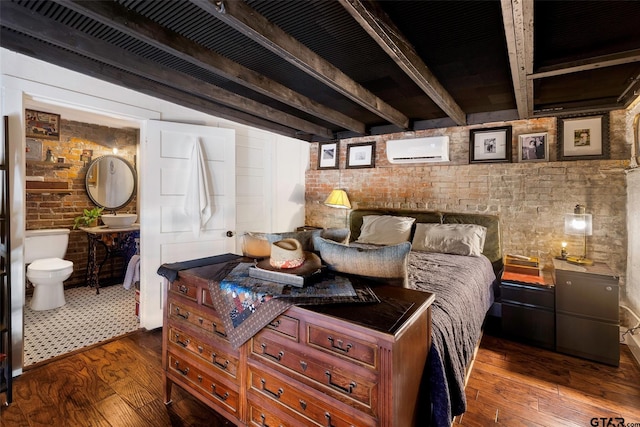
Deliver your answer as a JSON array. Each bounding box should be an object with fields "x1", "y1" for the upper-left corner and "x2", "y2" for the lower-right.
[{"x1": 162, "y1": 257, "x2": 434, "y2": 426}]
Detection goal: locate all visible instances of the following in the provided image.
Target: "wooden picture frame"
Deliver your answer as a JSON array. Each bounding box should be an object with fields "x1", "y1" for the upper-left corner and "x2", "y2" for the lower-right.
[
  {"x1": 346, "y1": 141, "x2": 376, "y2": 169},
  {"x1": 469, "y1": 126, "x2": 512, "y2": 164},
  {"x1": 518, "y1": 132, "x2": 549, "y2": 162},
  {"x1": 318, "y1": 141, "x2": 339, "y2": 169},
  {"x1": 25, "y1": 109, "x2": 60, "y2": 141},
  {"x1": 557, "y1": 113, "x2": 609, "y2": 161}
]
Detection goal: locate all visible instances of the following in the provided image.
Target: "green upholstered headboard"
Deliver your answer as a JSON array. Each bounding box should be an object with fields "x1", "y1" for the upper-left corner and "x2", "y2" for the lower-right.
[{"x1": 348, "y1": 209, "x2": 503, "y2": 273}]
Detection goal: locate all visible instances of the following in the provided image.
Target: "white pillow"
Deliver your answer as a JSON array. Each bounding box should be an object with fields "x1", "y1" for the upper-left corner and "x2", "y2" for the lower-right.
[
  {"x1": 356, "y1": 215, "x2": 416, "y2": 245},
  {"x1": 412, "y1": 223, "x2": 487, "y2": 256}
]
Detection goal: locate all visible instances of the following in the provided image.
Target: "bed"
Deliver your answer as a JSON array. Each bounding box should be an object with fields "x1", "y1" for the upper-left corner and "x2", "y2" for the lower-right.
[{"x1": 344, "y1": 209, "x2": 503, "y2": 426}]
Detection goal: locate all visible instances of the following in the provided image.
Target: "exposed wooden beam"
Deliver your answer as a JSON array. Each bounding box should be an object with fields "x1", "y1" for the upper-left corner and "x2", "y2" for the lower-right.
[
  {"x1": 56, "y1": 0, "x2": 365, "y2": 135},
  {"x1": 192, "y1": 0, "x2": 409, "y2": 129},
  {"x1": 501, "y1": 0, "x2": 534, "y2": 118},
  {"x1": 0, "y1": 28, "x2": 304, "y2": 140},
  {"x1": 339, "y1": 0, "x2": 467, "y2": 126},
  {"x1": 529, "y1": 49, "x2": 640, "y2": 80},
  {"x1": 0, "y1": 1, "x2": 333, "y2": 139}
]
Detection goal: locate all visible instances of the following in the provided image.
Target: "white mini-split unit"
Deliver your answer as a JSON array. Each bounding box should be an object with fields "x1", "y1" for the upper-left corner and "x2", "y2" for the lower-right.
[{"x1": 386, "y1": 136, "x2": 450, "y2": 164}]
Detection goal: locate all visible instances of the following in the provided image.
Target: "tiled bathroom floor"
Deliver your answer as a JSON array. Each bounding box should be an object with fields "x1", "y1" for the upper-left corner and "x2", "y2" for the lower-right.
[{"x1": 24, "y1": 284, "x2": 140, "y2": 366}]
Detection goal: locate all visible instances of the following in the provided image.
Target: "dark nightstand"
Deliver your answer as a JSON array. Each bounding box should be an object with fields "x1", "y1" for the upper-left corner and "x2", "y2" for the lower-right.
[
  {"x1": 500, "y1": 271, "x2": 555, "y2": 350},
  {"x1": 553, "y1": 259, "x2": 619, "y2": 366}
]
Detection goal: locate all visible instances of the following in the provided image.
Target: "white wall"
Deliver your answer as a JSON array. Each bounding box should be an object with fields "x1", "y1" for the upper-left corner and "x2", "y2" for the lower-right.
[{"x1": 1, "y1": 48, "x2": 308, "y2": 375}]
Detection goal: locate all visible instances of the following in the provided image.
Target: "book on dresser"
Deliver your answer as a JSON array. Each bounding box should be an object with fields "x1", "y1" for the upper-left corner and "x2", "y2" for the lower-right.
[{"x1": 160, "y1": 255, "x2": 435, "y2": 427}]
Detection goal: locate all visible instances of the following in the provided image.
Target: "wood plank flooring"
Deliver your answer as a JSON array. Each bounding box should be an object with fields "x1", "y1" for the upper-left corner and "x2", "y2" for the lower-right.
[{"x1": 1, "y1": 329, "x2": 639, "y2": 426}]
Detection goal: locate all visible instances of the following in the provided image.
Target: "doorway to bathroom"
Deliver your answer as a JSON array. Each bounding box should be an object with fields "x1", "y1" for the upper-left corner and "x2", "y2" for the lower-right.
[{"x1": 22, "y1": 98, "x2": 142, "y2": 368}]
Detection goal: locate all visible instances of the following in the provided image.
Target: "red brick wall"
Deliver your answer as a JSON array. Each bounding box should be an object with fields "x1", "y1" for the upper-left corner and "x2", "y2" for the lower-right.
[
  {"x1": 26, "y1": 120, "x2": 138, "y2": 289},
  {"x1": 306, "y1": 112, "x2": 631, "y2": 280}
]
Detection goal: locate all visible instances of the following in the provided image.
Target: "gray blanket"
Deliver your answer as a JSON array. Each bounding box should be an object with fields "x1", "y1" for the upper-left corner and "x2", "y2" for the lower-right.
[{"x1": 407, "y1": 251, "x2": 495, "y2": 424}]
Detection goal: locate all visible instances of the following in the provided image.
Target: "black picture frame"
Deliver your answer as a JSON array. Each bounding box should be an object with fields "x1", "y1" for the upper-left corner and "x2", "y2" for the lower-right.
[
  {"x1": 557, "y1": 113, "x2": 609, "y2": 161},
  {"x1": 469, "y1": 126, "x2": 512, "y2": 164},
  {"x1": 346, "y1": 141, "x2": 376, "y2": 169},
  {"x1": 318, "y1": 141, "x2": 339, "y2": 169}
]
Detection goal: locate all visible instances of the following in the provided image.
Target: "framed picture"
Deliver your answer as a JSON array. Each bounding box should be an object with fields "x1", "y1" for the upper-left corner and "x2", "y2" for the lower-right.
[
  {"x1": 518, "y1": 132, "x2": 548, "y2": 162},
  {"x1": 318, "y1": 141, "x2": 339, "y2": 169},
  {"x1": 25, "y1": 109, "x2": 60, "y2": 140},
  {"x1": 346, "y1": 141, "x2": 375, "y2": 169},
  {"x1": 469, "y1": 126, "x2": 512, "y2": 164},
  {"x1": 25, "y1": 139, "x2": 43, "y2": 161},
  {"x1": 557, "y1": 113, "x2": 609, "y2": 160}
]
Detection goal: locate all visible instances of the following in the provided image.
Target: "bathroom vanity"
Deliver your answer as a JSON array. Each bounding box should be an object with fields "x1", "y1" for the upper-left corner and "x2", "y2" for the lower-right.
[{"x1": 81, "y1": 225, "x2": 139, "y2": 294}]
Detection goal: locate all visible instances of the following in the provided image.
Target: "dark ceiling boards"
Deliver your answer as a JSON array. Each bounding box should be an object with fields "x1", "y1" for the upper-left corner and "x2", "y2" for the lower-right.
[{"x1": 1, "y1": 0, "x2": 639, "y2": 141}]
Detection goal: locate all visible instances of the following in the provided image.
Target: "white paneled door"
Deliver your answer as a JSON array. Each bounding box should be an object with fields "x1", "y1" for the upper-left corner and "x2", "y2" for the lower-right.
[{"x1": 140, "y1": 120, "x2": 235, "y2": 329}]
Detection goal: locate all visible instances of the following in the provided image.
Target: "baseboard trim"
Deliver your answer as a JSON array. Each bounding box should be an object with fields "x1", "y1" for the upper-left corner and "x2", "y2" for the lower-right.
[{"x1": 621, "y1": 326, "x2": 640, "y2": 367}]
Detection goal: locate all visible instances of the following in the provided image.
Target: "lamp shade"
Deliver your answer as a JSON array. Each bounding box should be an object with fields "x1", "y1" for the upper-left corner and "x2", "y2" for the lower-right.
[
  {"x1": 564, "y1": 213, "x2": 592, "y2": 235},
  {"x1": 324, "y1": 189, "x2": 351, "y2": 209}
]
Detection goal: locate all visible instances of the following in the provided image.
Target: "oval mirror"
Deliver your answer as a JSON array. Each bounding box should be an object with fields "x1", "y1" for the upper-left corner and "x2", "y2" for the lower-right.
[{"x1": 85, "y1": 155, "x2": 137, "y2": 210}]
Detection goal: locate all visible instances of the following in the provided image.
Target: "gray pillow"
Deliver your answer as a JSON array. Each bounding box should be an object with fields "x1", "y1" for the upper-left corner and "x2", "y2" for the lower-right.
[
  {"x1": 412, "y1": 223, "x2": 487, "y2": 256},
  {"x1": 315, "y1": 237, "x2": 411, "y2": 287},
  {"x1": 355, "y1": 215, "x2": 416, "y2": 245},
  {"x1": 320, "y1": 228, "x2": 350, "y2": 244}
]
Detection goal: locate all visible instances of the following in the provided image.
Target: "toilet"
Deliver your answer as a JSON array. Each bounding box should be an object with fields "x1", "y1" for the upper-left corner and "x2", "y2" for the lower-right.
[{"x1": 25, "y1": 228, "x2": 74, "y2": 311}]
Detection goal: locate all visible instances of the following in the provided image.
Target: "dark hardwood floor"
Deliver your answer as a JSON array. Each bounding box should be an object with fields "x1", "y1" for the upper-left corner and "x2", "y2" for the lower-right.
[{"x1": 1, "y1": 329, "x2": 639, "y2": 426}]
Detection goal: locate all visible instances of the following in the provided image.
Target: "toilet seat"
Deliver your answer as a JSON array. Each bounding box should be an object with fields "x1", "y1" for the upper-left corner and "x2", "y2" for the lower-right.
[{"x1": 27, "y1": 257, "x2": 74, "y2": 279}]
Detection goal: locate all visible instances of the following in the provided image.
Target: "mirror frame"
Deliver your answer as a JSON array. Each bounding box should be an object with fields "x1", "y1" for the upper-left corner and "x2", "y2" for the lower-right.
[{"x1": 85, "y1": 155, "x2": 137, "y2": 211}]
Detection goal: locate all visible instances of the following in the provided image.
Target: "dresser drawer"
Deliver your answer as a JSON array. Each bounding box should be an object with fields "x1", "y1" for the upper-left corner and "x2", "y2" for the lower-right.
[
  {"x1": 168, "y1": 280, "x2": 198, "y2": 302},
  {"x1": 248, "y1": 366, "x2": 376, "y2": 427},
  {"x1": 248, "y1": 400, "x2": 294, "y2": 427},
  {"x1": 501, "y1": 282, "x2": 554, "y2": 309},
  {"x1": 250, "y1": 331, "x2": 377, "y2": 414},
  {"x1": 168, "y1": 352, "x2": 240, "y2": 415},
  {"x1": 168, "y1": 326, "x2": 239, "y2": 380},
  {"x1": 555, "y1": 272, "x2": 618, "y2": 322},
  {"x1": 307, "y1": 324, "x2": 377, "y2": 369},
  {"x1": 264, "y1": 314, "x2": 299, "y2": 341},
  {"x1": 168, "y1": 300, "x2": 229, "y2": 342}
]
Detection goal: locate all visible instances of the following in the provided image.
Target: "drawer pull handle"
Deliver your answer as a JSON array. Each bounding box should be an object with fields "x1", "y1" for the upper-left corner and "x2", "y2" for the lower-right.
[
  {"x1": 175, "y1": 334, "x2": 190, "y2": 348},
  {"x1": 259, "y1": 414, "x2": 283, "y2": 427},
  {"x1": 175, "y1": 308, "x2": 190, "y2": 319},
  {"x1": 325, "y1": 413, "x2": 336, "y2": 427},
  {"x1": 212, "y1": 322, "x2": 227, "y2": 337},
  {"x1": 606, "y1": 286, "x2": 613, "y2": 291},
  {"x1": 260, "y1": 378, "x2": 283, "y2": 399},
  {"x1": 211, "y1": 352, "x2": 229, "y2": 370},
  {"x1": 269, "y1": 319, "x2": 281, "y2": 328},
  {"x1": 300, "y1": 360, "x2": 308, "y2": 371},
  {"x1": 197, "y1": 375, "x2": 203, "y2": 383},
  {"x1": 325, "y1": 371, "x2": 356, "y2": 394},
  {"x1": 198, "y1": 318, "x2": 204, "y2": 325},
  {"x1": 327, "y1": 336, "x2": 352, "y2": 353},
  {"x1": 299, "y1": 399, "x2": 307, "y2": 410},
  {"x1": 210, "y1": 384, "x2": 229, "y2": 401},
  {"x1": 565, "y1": 280, "x2": 572, "y2": 285},
  {"x1": 197, "y1": 345, "x2": 204, "y2": 354},
  {"x1": 178, "y1": 285, "x2": 189, "y2": 294},
  {"x1": 261, "y1": 343, "x2": 284, "y2": 362},
  {"x1": 174, "y1": 361, "x2": 189, "y2": 376}
]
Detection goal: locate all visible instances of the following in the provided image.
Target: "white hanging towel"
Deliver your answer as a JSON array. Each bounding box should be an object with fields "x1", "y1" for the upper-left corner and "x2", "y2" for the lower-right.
[
  {"x1": 183, "y1": 138, "x2": 213, "y2": 237},
  {"x1": 123, "y1": 254, "x2": 140, "y2": 290}
]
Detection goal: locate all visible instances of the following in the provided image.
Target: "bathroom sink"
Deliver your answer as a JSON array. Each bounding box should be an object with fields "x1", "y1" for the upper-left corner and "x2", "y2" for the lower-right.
[{"x1": 101, "y1": 213, "x2": 137, "y2": 228}]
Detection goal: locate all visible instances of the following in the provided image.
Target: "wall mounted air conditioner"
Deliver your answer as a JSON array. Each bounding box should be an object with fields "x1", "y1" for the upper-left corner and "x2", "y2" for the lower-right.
[{"x1": 386, "y1": 136, "x2": 449, "y2": 164}]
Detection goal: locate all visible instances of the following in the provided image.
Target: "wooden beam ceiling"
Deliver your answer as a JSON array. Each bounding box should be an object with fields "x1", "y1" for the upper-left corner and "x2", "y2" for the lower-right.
[
  {"x1": 501, "y1": 0, "x2": 534, "y2": 119},
  {"x1": 58, "y1": 0, "x2": 366, "y2": 135},
  {"x1": 1, "y1": 1, "x2": 333, "y2": 139},
  {"x1": 193, "y1": 0, "x2": 410, "y2": 130},
  {"x1": 339, "y1": 0, "x2": 467, "y2": 126}
]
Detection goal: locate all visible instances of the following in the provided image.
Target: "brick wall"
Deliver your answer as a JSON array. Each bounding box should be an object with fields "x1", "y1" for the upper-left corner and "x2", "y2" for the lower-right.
[
  {"x1": 26, "y1": 120, "x2": 138, "y2": 289},
  {"x1": 306, "y1": 111, "x2": 632, "y2": 286}
]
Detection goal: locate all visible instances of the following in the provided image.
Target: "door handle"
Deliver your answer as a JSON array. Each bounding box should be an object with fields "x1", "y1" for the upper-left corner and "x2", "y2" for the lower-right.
[{"x1": 226, "y1": 231, "x2": 234, "y2": 237}]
